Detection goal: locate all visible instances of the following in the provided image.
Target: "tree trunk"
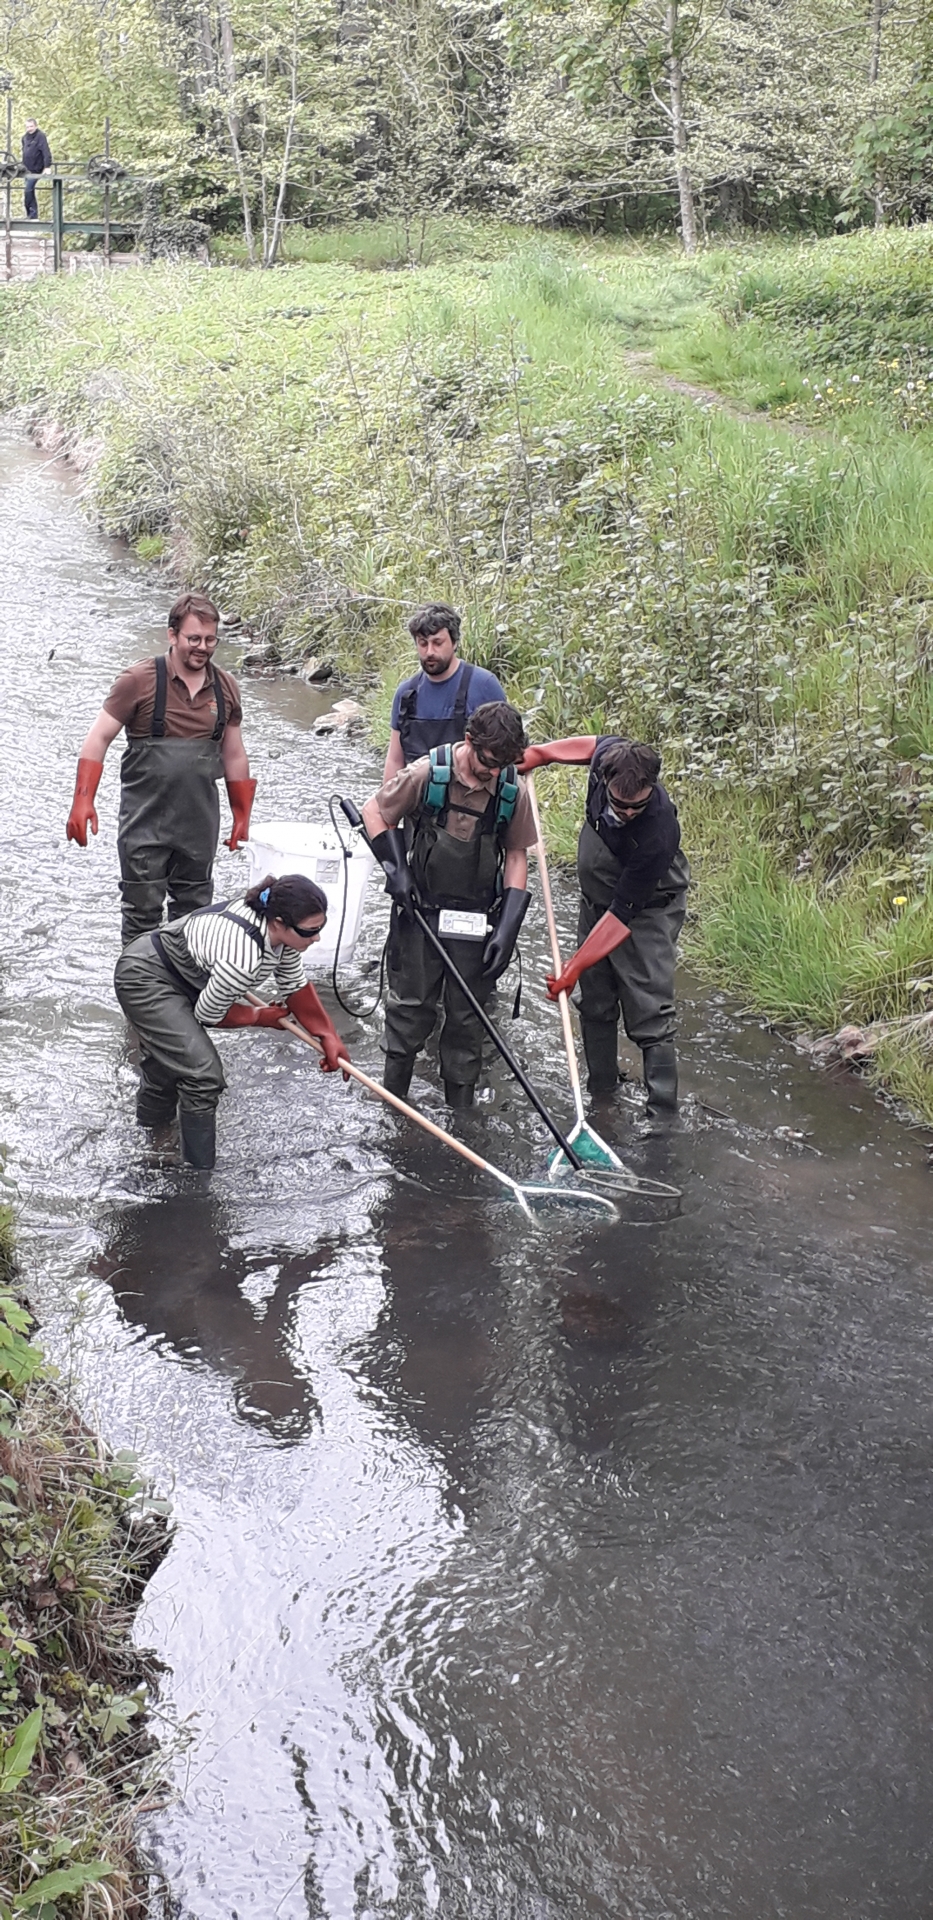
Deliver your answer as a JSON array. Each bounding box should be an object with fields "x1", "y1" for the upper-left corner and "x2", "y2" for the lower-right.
[
  {"x1": 868, "y1": 0, "x2": 883, "y2": 83},
  {"x1": 666, "y1": 1, "x2": 697, "y2": 255},
  {"x1": 266, "y1": 28, "x2": 300, "y2": 268},
  {"x1": 868, "y1": 0, "x2": 885, "y2": 226},
  {"x1": 219, "y1": 5, "x2": 255, "y2": 262}
]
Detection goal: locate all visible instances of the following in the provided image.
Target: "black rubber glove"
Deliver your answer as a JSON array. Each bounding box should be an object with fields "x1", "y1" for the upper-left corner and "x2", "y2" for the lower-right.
[
  {"x1": 482, "y1": 888, "x2": 530, "y2": 981},
  {"x1": 370, "y1": 827, "x2": 417, "y2": 922}
]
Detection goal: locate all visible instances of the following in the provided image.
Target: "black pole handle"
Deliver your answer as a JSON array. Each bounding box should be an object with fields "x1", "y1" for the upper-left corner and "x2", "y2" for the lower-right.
[{"x1": 337, "y1": 793, "x2": 583, "y2": 1171}]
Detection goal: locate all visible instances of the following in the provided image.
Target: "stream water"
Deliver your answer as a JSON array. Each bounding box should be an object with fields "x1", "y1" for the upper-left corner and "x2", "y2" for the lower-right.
[{"x1": 1, "y1": 421, "x2": 932, "y2": 1919}]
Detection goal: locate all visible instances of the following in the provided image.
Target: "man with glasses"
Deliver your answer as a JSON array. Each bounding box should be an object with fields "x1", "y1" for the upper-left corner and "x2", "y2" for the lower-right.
[
  {"x1": 518, "y1": 734, "x2": 689, "y2": 1120},
  {"x1": 66, "y1": 593, "x2": 256, "y2": 946},
  {"x1": 363, "y1": 702, "x2": 535, "y2": 1108}
]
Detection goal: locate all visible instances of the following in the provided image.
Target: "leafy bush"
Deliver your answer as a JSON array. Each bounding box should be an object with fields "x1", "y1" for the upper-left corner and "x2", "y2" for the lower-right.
[{"x1": 0, "y1": 1272, "x2": 170, "y2": 1916}]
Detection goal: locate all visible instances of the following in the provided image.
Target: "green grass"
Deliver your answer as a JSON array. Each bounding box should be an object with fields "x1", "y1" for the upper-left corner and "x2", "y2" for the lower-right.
[{"x1": 2, "y1": 216, "x2": 932, "y2": 1119}]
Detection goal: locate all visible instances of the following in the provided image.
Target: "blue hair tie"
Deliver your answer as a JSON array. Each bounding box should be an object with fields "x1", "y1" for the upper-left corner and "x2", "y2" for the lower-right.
[{"x1": 259, "y1": 887, "x2": 270, "y2": 907}]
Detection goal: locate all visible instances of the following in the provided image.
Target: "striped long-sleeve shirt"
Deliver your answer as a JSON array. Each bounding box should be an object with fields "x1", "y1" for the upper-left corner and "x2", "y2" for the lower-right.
[{"x1": 179, "y1": 899, "x2": 306, "y2": 1026}]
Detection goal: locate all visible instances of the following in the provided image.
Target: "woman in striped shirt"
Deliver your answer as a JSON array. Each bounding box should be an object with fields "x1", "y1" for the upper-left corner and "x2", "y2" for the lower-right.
[{"x1": 114, "y1": 873, "x2": 349, "y2": 1168}]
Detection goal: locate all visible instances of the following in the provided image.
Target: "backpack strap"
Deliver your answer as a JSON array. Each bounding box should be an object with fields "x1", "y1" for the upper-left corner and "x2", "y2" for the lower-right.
[
  {"x1": 395, "y1": 671, "x2": 423, "y2": 751},
  {"x1": 495, "y1": 764, "x2": 518, "y2": 833},
  {"x1": 424, "y1": 744, "x2": 453, "y2": 816},
  {"x1": 150, "y1": 654, "x2": 168, "y2": 739},
  {"x1": 451, "y1": 660, "x2": 474, "y2": 725}
]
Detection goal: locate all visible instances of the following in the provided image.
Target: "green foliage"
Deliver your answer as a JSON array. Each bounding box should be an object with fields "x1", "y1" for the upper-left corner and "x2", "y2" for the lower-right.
[
  {"x1": 0, "y1": 1710, "x2": 42, "y2": 1795},
  {"x1": 0, "y1": 1297, "x2": 44, "y2": 1396},
  {"x1": 0, "y1": 1232, "x2": 169, "y2": 1913},
  {"x1": 2, "y1": 223, "x2": 933, "y2": 1112}
]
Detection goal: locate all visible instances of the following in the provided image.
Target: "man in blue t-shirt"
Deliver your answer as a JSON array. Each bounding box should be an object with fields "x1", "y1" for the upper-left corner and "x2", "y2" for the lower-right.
[{"x1": 383, "y1": 602, "x2": 507, "y2": 778}]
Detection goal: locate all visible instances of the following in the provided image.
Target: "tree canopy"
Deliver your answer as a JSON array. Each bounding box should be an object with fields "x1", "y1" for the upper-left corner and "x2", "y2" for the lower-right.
[{"x1": 1, "y1": 0, "x2": 929, "y2": 251}]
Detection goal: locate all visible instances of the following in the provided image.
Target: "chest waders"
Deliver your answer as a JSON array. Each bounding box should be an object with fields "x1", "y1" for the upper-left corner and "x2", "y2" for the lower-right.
[
  {"x1": 117, "y1": 655, "x2": 226, "y2": 947},
  {"x1": 113, "y1": 900, "x2": 266, "y2": 1168},
  {"x1": 384, "y1": 748, "x2": 518, "y2": 1105},
  {"x1": 575, "y1": 816, "x2": 690, "y2": 1112},
  {"x1": 396, "y1": 662, "x2": 475, "y2": 764}
]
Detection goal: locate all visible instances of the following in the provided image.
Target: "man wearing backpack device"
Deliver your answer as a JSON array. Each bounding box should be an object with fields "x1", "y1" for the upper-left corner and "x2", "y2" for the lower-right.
[
  {"x1": 383, "y1": 602, "x2": 507, "y2": 776},
  {"x1": 363, "y1": 703, "x2": 535, "y2": 1107}
]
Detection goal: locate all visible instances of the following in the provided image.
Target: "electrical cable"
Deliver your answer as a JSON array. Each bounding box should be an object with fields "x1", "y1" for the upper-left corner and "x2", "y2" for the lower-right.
[{"x1": 327, "y1": 793, "x2": 387, "y2": 1019}]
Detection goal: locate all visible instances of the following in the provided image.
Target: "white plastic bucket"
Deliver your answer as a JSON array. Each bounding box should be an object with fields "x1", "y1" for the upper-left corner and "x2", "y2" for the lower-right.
[{"x1": 244, "y1": 821, "x2": 375, "y2": 967}]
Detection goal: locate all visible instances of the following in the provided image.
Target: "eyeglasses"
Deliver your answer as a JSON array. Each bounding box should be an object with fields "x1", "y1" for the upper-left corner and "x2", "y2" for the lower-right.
[
  {"x1": 607, "y1": 789, "x2": 654, "y2": 818},
  {"x1": 288, "y1": 922, "x2": 324, "y2": 941}
]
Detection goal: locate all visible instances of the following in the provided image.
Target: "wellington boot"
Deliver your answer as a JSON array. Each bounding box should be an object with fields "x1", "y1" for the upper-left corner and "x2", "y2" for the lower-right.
[
  {"x1": 444, "y1": 1081, "x2": 475, "y2": 1110},
  {"x1": 178, "y1": 1106, "x2": 217, "y2": 1169},
  {"x1": 582, "y1": 1020, "x2": 620, "y2": 1095},
  {"x1": 383, "y1": 1054, "x2": 416, "y2": 1101},
  {"x1": 642, "y1": 1042, "x2": 678, "y2": 1124}
]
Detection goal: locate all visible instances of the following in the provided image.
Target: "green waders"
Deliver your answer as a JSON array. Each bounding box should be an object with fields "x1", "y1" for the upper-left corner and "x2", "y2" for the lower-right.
[
  {"x1": 384, "y1": 794, "x2": 502, "y2": 1102},
  {"x1": 575, "y1": 820, "x2": 689, "y2": 1106},
  {"x1": 114, "y1": 924, "x2": 226, "y2": 1163},
  {"x1": 116, "y1": 660, "x2": 226, "y2": 947}
]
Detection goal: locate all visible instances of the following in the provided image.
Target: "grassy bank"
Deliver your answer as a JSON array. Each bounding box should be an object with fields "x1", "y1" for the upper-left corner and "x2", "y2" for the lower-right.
[
  {"x1": 0, "y1": 1208, "x2": 169, "y2": 1917},
  {"x1": 1, "y1": 219, "x2": 931, "y2": 1118}
]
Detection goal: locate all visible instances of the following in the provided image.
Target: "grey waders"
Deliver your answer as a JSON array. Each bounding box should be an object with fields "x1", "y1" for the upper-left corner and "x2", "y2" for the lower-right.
[
  {"x1": 115, "y1": 922, "x2": 232, "y2": 1167},
  {"x1": 575, "y1": 820, "x2": 689, "y2": 1112},
  {"x1": 117, "y1": 655, "x2": 226, "y2": 946}
]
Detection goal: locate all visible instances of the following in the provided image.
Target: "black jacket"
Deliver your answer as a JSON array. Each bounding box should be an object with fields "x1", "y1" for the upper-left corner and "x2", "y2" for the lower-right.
[
  {"x1": 585, "y1": 736, "x2": 682, "y2": 924},
  {"x1": 22, "y1": 130, "x2": 52, "y2": 174}
]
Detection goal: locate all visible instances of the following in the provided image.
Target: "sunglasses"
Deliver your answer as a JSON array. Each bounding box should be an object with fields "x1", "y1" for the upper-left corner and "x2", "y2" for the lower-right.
[
  {"x1": 607, "y1": 789, "x2": 653, "y2": 817},
  {"x1": 287, "y1": 921, "x2": 324, "y2": 940}
]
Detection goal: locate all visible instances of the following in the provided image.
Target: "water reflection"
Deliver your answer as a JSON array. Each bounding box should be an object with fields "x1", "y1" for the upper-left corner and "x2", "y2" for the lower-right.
[{"x1": 91, "y1": 1194, "x2": 340, "y2": 1440}]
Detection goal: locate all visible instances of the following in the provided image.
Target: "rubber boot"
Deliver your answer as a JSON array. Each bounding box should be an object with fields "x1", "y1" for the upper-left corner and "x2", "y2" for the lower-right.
[
  {"x1": 384, "y1": 1054, "x2": 416, "y2": 1101},
  {"x1": 444, "y1": 1082, "x2": 475, "y2": 1109},
  {"x1": 582, "y1": 1019, "x2": 620, "y2": 1095},
  {"x1": 642, "y1": 1042, "x2": 678, "y2": 1123},
  {"x1": 178, "y1": 1106, "x2": 217, "y2": 1169}
]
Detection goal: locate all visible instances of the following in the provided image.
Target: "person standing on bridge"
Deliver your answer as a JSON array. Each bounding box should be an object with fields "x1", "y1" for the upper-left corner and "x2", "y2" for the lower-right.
[
  {"x1": 66, "y1": 592, "x2": 257, "y2": 946},
  {"x1": 518, "y1": 734, "x2": 689, "y2": 1123},
  {"x1": 21, "y1": 118, "x2": 52, "y2": 221},
  {"x1": 383, "y1": 603, "x2": 507, "y2": 779}
]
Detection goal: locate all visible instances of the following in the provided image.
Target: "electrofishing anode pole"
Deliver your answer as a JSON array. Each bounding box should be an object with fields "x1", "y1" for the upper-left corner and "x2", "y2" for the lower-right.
[{"x1": 339, "y1": 795, "x2": 585, "y2": 1172}]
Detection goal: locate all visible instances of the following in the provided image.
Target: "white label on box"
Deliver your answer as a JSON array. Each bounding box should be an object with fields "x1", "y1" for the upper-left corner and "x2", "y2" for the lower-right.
[
  {"x1": 315, "y1": 859, "x2": 341, "y2": 885},
  {"x1": 437, "y1": 909, "x2": 489, "y2": 940}
]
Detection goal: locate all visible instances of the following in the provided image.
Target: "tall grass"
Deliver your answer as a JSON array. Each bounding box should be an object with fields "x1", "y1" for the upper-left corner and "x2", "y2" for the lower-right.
[{"x1": 2, "y1": 219, "x2": 932, "y2": 1115}]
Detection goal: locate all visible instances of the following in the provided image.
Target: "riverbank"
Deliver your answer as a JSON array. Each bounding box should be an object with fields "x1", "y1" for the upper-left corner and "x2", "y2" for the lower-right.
[
  {"x1": 0, "y1": 1207, "x2": 169, "y2": 1916},
  {"x1": 1, "y1": 218, "x2": 931, "y2": 1121}
]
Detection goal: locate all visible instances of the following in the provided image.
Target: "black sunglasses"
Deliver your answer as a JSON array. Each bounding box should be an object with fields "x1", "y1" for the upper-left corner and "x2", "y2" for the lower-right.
[
  {"x1": 287, "y1": 920, "x2": 324, "y2": 940},
  {"x1": 607, "y1": 788, "x2": 653, "y2": 817}
]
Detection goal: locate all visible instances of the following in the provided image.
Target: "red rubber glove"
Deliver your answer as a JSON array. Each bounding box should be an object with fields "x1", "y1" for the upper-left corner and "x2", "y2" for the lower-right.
[
  {"x1": 225, "y1": 777, "x2": 257, "y2": 850},
  {"x1": 517, "y1": 737, "x2": 597, "y2": 774},
  {"x1": 546, "y1": 911, "x2": 630, "y2": 999},
  {"x1": 286, "y1": 982, "x2": 350, "y2": 1076},
  {"x1": 66, "y1": 758, "x2": 103, "y2": 847},
  {"x1": 216, "y1": 1001, "x2": 288, "y2": 1029}
]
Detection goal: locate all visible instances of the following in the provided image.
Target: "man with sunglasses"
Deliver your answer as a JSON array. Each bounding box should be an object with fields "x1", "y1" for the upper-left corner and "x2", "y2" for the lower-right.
[
  {"x1": 518, "y1": 733, "x2": 689, "y2": 1121},
  {"x1": 363, "y1": 702, "x2": 535, "y2": 1108}
]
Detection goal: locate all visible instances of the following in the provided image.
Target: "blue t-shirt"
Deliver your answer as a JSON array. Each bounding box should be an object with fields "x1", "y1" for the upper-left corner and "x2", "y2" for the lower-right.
[{"x1": 390, "y1": 660, "x2": 507, "y2": 731}]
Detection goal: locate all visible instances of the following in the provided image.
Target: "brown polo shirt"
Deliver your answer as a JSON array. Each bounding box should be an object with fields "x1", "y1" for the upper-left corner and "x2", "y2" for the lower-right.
[{"x1": 102, "y1": 654, "x2": 243, "y2": 740}]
